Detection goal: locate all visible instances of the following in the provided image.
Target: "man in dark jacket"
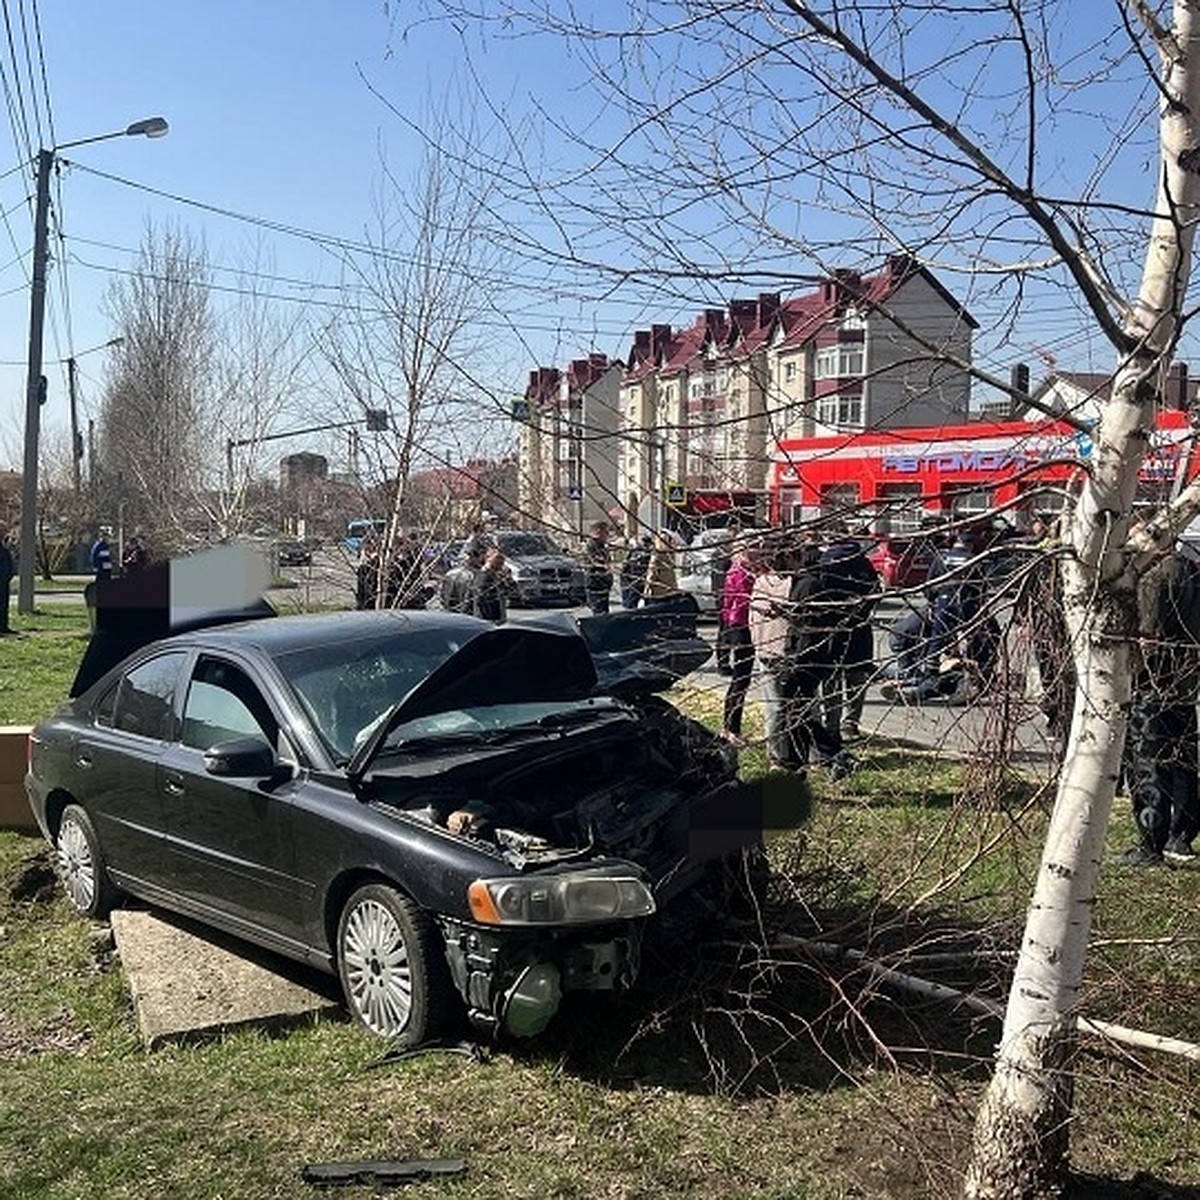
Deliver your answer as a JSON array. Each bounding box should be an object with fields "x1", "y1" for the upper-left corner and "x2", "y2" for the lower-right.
[
  {"x1": 1115, "y1": 548, "x2": 1200, "y2": 866},
  {"x1": 584, "y1": 521, "x2": 614, "y2": 614},
  {"x1": 817, "y1": 527, "x2": 882, "y2": 739},
  {"x1": 783, "y1": 538, "x2": 857, "y2": 779},
  {"x1": 0, "y1": 523, "x2": 13, "y2": 634}
]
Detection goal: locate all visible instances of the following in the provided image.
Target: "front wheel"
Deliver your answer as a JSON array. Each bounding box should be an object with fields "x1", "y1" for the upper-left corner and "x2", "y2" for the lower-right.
[
  {"x1": 55, "y1": 803, "x2": 118, "y2": 918},
  {"x1": 336, "y1": 884, "x2": 457, "y2": 1044}
]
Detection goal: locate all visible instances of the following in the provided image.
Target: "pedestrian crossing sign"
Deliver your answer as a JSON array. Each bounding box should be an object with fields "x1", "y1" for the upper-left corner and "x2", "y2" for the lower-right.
[{"x1": 665, "y1": 481, "x2": 686, "y2": 506}]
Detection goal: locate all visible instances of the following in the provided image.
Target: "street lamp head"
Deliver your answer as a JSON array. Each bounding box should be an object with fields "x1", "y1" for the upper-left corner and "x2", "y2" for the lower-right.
[{"x1": 125, "y1": 117, "x2": 168, "y2": 139}]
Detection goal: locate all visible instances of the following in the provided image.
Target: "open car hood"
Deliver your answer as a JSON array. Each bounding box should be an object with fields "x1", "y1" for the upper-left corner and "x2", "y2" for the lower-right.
[
  {"x1": 70, "y1": 545, "x2": 275, "y2": 697},
  {"x1": 347, "y1": 623, "x2": 598, "y2": 779},
  {"x1": 517, "y1": 592, "x2": 711, "y2": 698}
]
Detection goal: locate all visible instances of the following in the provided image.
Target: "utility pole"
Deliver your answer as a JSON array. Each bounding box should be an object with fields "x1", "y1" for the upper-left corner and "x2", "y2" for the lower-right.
[
  {"x1": 16, "y1": 149, "x2": 53, "y2": 615},
  {"x1": 15, "y1": 117, "x2": 167, "y2": 615}
]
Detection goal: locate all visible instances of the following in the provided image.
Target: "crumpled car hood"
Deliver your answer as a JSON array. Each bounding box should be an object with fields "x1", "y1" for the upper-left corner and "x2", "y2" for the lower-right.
[{"x1": 348, "y1": 623, "x2": 597, "y2": 778}]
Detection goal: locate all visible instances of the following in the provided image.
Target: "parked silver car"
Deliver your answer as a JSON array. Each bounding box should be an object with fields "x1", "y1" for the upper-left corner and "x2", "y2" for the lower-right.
[{"x1": 487, "y1": 530, "x2": 587, "y2": 606}]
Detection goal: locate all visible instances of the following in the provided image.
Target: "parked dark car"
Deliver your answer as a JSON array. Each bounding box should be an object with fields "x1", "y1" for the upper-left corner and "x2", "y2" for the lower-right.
[
  {"x1": 27, "y1": 608, "x2": 749, "y2": 1045},
  {"x1": 276, "y1": 540, "x2": 313, "y2": 567}
]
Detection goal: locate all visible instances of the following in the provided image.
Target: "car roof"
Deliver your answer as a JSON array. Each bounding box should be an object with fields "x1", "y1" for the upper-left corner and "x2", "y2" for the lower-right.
[{"x1": 179, "y1": 609, "x2": 490, "y2": 657}]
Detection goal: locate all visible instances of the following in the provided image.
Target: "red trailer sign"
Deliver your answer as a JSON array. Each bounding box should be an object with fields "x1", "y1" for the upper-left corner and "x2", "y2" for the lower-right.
[{"x1": 770, "y1": 411, "x2": 1196, "y2": 530}]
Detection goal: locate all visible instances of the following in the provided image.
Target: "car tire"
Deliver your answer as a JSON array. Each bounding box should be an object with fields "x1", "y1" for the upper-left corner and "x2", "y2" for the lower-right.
[
  {"x1": 55, "y1": 803, "x2": 119, "y2": 919},
  {"x1": 336, "y1": 883, "x2": 456, "y2": 1044}
]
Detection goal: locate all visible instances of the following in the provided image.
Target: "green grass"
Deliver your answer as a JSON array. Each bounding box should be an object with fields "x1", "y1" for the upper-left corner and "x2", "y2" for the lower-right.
[
  {"x1": 0, "y1": 606, "x2": 89, "y2": 724},
  {"x1": 1, "y1": 632, "x2": 1198, "y2": 1196}
]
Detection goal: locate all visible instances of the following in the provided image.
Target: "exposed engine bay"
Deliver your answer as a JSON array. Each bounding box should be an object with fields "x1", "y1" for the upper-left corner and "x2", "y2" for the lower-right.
[{"x1": 369, "y1": 697, "x2": 738, "y2": 876}]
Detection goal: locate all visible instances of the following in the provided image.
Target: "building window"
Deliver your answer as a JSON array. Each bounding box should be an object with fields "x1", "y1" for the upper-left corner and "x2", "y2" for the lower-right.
[
  {"x1": 784, "y1": 361, "x2": 797, "y2": 383},
  {"x1": 815, "y1": 344, "x2": 865, "y2": 379},
  {"x1": 840, "y1": 307, "x2": 866, "y2": 331},
  {"x1": 820, "y1": 482, "x2": 860, "y2": 518},
  {"x1": 817, "y1": 392, "x2": 863, "y2": 428}
]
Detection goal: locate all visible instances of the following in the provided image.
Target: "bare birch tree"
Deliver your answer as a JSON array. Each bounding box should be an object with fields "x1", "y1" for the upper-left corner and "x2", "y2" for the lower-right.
[
  {"x1": 410, "y1": 1, "x2": 1200, "y2": 1193},
  {"x1": 317, "y1": 98, "x2": 513, "y2": 602},
  {"x1": 98, "y1": 223, "x2": 212, "y2": 550},
  {"x1": 98, "y1": 225, "x2": 315, "y2": 551}
]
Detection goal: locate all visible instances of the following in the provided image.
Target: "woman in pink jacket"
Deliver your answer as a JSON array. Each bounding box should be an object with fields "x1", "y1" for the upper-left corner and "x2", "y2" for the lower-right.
[{"x1": 720, "y1": 537, "x2": 758, "y2": 745}]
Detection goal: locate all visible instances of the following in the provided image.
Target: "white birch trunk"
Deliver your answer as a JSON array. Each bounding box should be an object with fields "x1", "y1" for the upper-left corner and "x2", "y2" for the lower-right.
[{"x1": 965, "y1": 4, "x2": 1200, "y2": 1195}]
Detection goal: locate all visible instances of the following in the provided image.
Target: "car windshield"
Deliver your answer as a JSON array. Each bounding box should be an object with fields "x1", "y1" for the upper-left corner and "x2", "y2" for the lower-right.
[
  {"x1": 495, "y1": 533, "x2": 563, "y2": 557},
  {"x1": 373, "y1": 696, "x2": 625, "y2": 758},
  {"x1": 272, "y1": 627, "x2": 476, "y2": 762}
]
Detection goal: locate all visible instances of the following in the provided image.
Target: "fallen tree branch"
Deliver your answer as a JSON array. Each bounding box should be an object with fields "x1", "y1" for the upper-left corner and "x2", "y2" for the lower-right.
[{"x1": 755, "y1": 935, "x2": 1200, "y2": 1064}]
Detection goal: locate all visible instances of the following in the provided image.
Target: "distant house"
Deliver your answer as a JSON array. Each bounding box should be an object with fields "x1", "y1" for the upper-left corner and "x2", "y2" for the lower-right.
[
  {"x1": 405, "y1": 457, "x2": 518, "y2": 535},
  {"x1": 1026, "y1": 363, "x2": 1192, "y2": 425}
]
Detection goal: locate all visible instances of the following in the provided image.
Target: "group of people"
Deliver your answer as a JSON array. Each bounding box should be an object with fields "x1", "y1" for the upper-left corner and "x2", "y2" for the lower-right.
[
  {"x1": 879, "y1": 529, "x2": 1002, "y2": 705},
  {"x1": 438, "y1": 527, "x2": 518, "y2": 622},
  {"x1": 611, "y1": 527, "x2": 687, "y2": 611},
  {"x1": 715, "y1": 523, "x2": 882, "y2": 781},
  {"x1": 88, "y1": 529, "x2": 149, "y2": 582},
  {"x1": 355, "y1": 532, "x2": 436, "y2": 612}
]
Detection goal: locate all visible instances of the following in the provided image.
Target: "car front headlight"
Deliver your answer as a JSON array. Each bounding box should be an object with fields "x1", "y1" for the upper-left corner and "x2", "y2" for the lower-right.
[{"x1": 467, "y1": 868, "x2": 656, "y2": 926}]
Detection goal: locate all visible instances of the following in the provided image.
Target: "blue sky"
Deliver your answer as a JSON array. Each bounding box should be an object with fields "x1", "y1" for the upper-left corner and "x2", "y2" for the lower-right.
[
  {"x1": 0, "y1": 2, "x2": 553, "y2": 472},
  {"x1": 0, "y1": 2, "x2": 1185, "y2": 477}
]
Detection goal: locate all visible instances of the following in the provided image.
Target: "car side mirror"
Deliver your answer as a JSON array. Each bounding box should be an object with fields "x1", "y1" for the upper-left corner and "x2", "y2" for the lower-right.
[{"x1": 203, "y1": 736, "x2": 281, "y2": 780}]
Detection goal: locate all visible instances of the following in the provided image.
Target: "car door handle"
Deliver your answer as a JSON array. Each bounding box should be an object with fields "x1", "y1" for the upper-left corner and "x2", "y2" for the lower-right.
[
  {"x1": 75, "y1": 752, "x2": 92, "y2": 769},
  {"x1": 163, "y1": 771, "x2": 186, "y2": 797}
]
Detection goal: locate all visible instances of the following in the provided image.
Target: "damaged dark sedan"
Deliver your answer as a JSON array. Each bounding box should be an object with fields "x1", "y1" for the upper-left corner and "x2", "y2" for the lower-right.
[{"x1": 26, "y1": 607, "x2": 757, "y2": 1045}]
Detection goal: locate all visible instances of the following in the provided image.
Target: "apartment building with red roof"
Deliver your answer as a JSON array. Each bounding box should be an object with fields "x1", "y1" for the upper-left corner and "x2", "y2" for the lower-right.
[{"x1": 614, "y1": 255, "x2": 977, "y2": 532}]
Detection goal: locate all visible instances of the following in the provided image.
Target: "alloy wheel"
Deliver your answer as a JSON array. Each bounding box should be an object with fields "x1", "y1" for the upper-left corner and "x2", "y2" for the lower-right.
[{"x1": 340, "y1": 896, "x2": 414, "y2": 1037}]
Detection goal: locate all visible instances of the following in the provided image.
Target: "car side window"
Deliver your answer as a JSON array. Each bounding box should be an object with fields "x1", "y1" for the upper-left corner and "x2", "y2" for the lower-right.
[
  {"x1": 181, "y1": 656, "x2": 280, "y2": 753},
  {"x1": 113, "y1": 652, "x2": 187, "y2": 741},
  {"x1": 92, "y1": 682, "x2": 119, "y2": 727}
]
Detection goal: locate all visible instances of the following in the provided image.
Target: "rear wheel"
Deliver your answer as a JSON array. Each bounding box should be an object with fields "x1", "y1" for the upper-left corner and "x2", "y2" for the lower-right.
[
  {"x1": 55, "y1": 804, "x2": 118, "y2": 918},
  {"x1": 336, "y1": 884, "x2": 457, "y2": 1044}
]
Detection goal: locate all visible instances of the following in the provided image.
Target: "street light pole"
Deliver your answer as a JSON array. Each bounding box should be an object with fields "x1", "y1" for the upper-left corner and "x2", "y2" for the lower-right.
[
  {"x1": 16, "y1": 149, "x2": 53, "y2": 615},
  {"x1": 16, "y1": 118, "x2": 168, "y2": 615}
]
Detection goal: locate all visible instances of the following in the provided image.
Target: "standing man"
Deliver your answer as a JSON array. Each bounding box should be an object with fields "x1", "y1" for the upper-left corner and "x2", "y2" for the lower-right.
[
  {"x1": 584, "y1": 521, "x2": 614, "y2": 614},
  {"x1": 711, "y1": 527, "x2": 736, "y2": 673},
  {"x1": 784, "y1": 540, "x2": 856, "y2": 779},
  {"x1": 620, "y1": 535, "x2": 652, "y2": 609},
  {"x1": 1115, "y1": 548, "x2": 1200, "y2": 866},
  {"x1": 0, "y1": 523, "x2": 14, "y2": 635},
  {"x1": 90, "y1": 528, "x2": 113, "y2": 582},
  {"x1": 817, "y1": 524, "x2": 882, "y2": 740}
]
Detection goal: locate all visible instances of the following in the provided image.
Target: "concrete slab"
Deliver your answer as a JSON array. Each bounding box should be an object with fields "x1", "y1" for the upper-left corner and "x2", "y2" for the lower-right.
[{"x1": 110, "y1": 908, "x2": 343, "y2": 1049}]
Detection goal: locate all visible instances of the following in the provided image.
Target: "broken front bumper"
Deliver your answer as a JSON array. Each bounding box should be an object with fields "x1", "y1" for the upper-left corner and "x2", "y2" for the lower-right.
[{"x1": 439, "y1": 918, "x2": 643, "y2": 1038}]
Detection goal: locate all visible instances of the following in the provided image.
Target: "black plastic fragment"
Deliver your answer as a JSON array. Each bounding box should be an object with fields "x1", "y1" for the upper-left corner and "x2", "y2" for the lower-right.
[{"x1": 301, "y1": 1157, "x2": 466, "y2": 1187}]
